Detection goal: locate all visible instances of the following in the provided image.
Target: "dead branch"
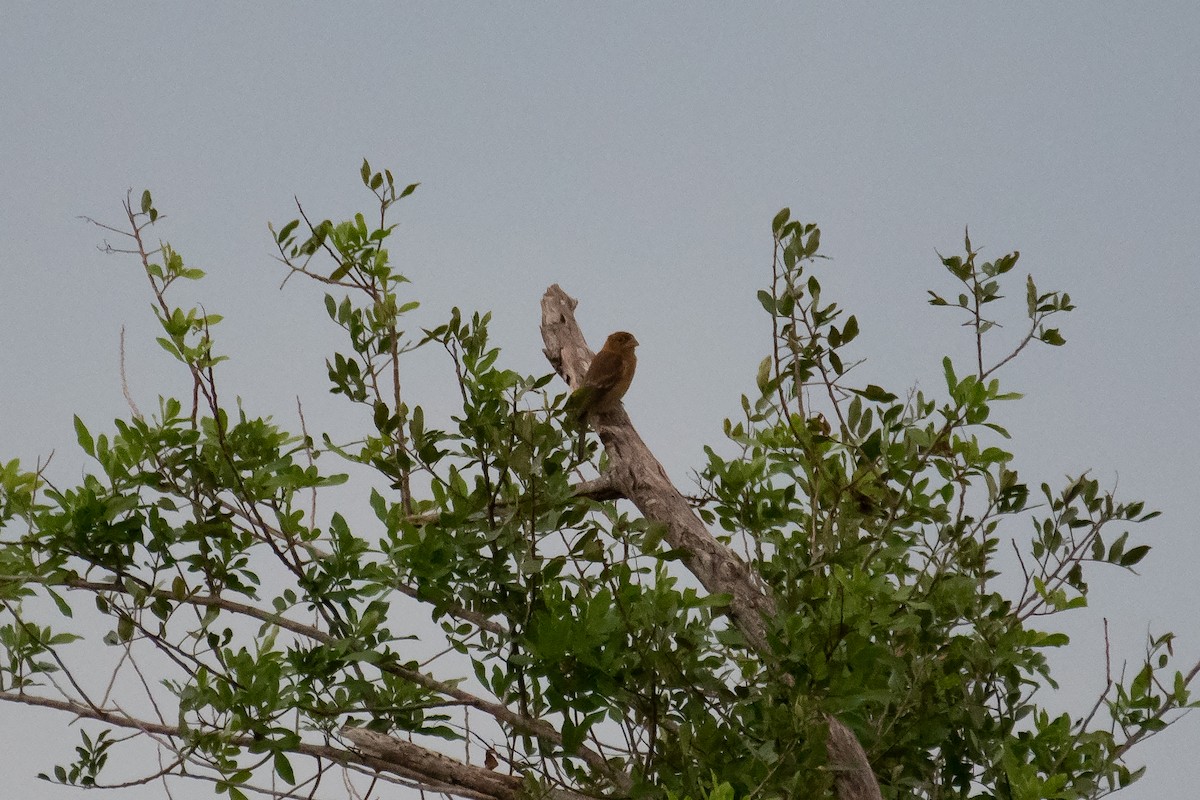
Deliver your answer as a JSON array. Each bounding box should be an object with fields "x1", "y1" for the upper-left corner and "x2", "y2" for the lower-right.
[
  {"x1": 61, "y1": 578, "x2": 631, "y2": 795},
  {"x1": 339, "y1": 727, "x2": 597, "y2": 800},
  {"x1": 0, "y1": 692, "x2": 448, "y2": 798},
  {"x1": 539, "y1": 284, "x2": 882, "y2": 800},
  {"x1": 340, "y1": 726, "x2": 524, "y2": 800}
]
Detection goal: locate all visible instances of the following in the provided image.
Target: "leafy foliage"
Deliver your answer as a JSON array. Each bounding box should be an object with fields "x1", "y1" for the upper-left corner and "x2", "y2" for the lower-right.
[{"x1": 0, "y1": 170, "x2": 1194, "y2": 800}]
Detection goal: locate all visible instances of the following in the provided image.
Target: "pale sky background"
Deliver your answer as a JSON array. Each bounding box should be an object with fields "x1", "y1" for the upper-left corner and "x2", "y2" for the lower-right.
[{"x1": 2, "y1": 4, "x2": 1199, "y2": 799}]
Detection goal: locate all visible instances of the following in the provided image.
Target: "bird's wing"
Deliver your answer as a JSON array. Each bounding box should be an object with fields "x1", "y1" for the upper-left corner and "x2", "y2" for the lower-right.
[{"x1": 584, "y1": 349, "x2": 626, "y2": 391}]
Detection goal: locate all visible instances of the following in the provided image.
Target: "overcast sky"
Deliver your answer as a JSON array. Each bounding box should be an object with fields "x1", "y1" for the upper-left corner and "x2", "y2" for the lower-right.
[{"x1": 2, "y1": 5, "x2": 1198, "y2": 799}]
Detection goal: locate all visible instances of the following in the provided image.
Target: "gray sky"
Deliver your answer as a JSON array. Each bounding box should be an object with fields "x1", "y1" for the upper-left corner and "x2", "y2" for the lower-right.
[{"x1": 2, "y1": 5, "x2": 1198, "y2": 798}]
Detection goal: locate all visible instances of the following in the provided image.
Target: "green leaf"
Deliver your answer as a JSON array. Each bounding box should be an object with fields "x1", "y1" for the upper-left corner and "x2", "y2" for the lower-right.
[
  {"x1": 155, "y1": 337, "x2": 182, "y2": 361},
  {"x1": 1039, "y1": 328, "x2": 1066, "y2": 346},
  {"x1": 1120, "y1": 545, "x2": 1151, "y2": 567},
  {"x1": 140, "y1": 190, "x2": 152, "y2": 213},
  {"x1": 942, "y1": 357, "x2": 957, "y2": 392},
  {"x1": 373, "y1": 401, "x2": 390, "y2": 430},
  {"x1": 855, "y1": 384, "x2": 897, "y2": 403},
  {"x1": 756, "y1": 356, "x2": 772, "y2": 393},
  {"x1": 828, "y1": 349, "x2": 844, "y2": 375},
  {"x1": 273, "y1": 752, "x2": 295, "y2": 784},
  {"x1": 46, "y1": 587, "x2": 74, "y2": 618},
  {"x1": 642, "y1": 522, "x2": 667, "y2": 552},
  {"x1": 805, "y1": 227, "x2": 821, "y2": 257},
  {"x1": 782, "y1": 245, "x2": 797, "y2": 269},
  {"x1": 74, "y1": 415, "x2": 95, "y2": 457},
  {"x1": 1037, "y1": 632, "x2": 1070, "y2": 648},
  {"x1": 841, "y1": 314, "x2": 859, "y2": 343},
  {"x1": 276, "y1": 219, "x2": 299, "y2": 244},
  {"x1": 771, "y1": 207, "x2": 791, "y2": 235},
  {"x1": 995, "y1": 251, "x2": 1020, "y2": 274}
]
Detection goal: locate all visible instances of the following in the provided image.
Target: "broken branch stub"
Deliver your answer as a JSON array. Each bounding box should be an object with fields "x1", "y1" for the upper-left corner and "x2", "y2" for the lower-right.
[{"x1": 539, "y1": 284, "x2": 882, "y2": 800}]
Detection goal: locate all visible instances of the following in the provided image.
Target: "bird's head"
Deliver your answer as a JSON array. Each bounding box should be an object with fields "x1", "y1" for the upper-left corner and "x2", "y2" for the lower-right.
[{"x1": 604, "y1": 331, "x2": 639, "y2": 352}]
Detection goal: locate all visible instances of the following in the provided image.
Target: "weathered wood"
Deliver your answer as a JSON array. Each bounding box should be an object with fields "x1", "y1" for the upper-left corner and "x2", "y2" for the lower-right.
[
  {"x1": 341, "y1": 726, "x2": 514, "y2": 799},
  {"x1": 541, "y1": 285, "x2": 776, "y2": 648},
  {"x1": 540, "y1": 284, "x2": 883, "y2": 800}
]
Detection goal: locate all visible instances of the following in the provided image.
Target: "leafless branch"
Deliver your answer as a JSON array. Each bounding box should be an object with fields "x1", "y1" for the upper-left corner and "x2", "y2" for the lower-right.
[{"x1": 539, "y1": 284, "x2": 882, "y2": 800}]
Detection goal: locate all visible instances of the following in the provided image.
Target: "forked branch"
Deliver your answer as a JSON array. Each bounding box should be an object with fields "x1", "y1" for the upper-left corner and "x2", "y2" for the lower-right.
[{"x1": 539, "y1": 284, "x2": 882, "y2": 800}]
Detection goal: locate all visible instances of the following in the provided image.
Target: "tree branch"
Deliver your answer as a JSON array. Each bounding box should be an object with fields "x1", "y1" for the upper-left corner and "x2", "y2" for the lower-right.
[
  {"x1": 60, "y1": 578, "x2": 630, "y2": 791},
  {"x1": 539, "y1": 283, "x2": 883, "y2": 800},
  {"x1": 0, "y1": 690, "x2": 607, "y2": 800},
  {"x1": 340, "y1": 726, "x2": 594, "y2": 800}
]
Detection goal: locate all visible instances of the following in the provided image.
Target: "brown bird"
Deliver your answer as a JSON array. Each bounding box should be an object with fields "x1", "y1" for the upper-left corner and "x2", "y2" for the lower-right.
[{"x1": 566, "y1": 331, "x2": 639, "y2": 419}]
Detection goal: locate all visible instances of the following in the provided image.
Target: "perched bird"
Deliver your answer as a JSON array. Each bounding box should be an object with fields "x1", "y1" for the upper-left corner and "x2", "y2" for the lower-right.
[{"x1": 566, "y1": 331, "x2": 639, "y2": 420}]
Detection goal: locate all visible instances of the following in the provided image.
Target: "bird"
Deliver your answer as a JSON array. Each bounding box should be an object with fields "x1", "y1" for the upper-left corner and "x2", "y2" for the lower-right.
[{"x1": 566, "y1": 331, "x2": 639, "y2": 420}]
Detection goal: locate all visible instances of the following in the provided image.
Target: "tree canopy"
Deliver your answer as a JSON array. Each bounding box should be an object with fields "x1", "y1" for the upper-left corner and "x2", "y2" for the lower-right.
[{"x1": 0, "y1": 166, "x2": 1195, "y2": 800}]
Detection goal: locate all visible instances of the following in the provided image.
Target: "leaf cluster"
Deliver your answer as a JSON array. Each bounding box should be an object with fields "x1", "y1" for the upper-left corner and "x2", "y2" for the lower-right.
[{"x1": 0, "y1": 180, "x2": 1194, "y2": 800}]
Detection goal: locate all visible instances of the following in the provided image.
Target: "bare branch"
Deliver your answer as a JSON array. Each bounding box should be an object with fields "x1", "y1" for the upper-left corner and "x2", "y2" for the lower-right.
[
  {"x1": 0, "y1": 692, "x2": 494, "y2": 800},
  {"x1": 342, "y1": 726, "x2": 545, "y2": 800},
  {"x1": 539, "y1": 284, "x2": 882, "y2": 800},
  {"x1": 59, "y1": 578, "x2": 628, "y2": 792}
]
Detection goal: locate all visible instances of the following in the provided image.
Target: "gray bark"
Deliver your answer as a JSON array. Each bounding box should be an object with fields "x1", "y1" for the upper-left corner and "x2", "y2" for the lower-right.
[{"x1": 540, "y1": 284, "x2": 883, "y2": 800}]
